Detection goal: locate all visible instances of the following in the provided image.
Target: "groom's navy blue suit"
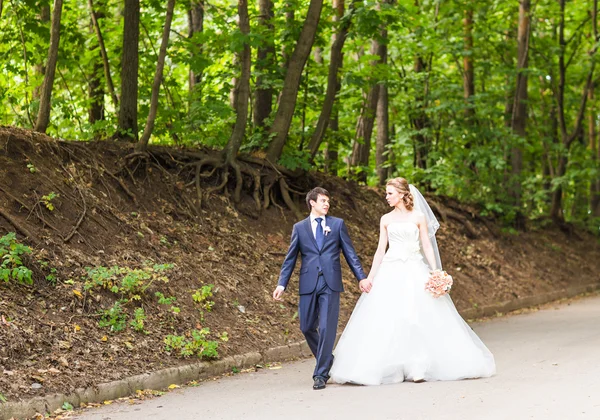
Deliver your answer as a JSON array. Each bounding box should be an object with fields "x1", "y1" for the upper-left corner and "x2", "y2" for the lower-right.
[{"x1": 278, "y1": 215, "x2": 366, "y2": 380}]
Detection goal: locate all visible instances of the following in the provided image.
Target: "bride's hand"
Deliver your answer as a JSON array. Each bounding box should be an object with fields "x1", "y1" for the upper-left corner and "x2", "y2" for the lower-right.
[{"x1": 359, "y1": 278, "x2": 372, "y2": 293}]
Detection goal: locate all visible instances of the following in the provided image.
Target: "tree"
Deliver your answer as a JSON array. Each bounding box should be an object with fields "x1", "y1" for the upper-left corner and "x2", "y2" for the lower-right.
[
  {"x1": 509, "y1": 0, "x2": 531, "y2": 227},
  {"x1": 223, "y1": 0, "x2": 251, "y2": 164},
  {"x1": 462, "y1": 4, "x2": 475, "y2": 120},
  {"x1": 117, "y1": 0, "x2": 140, "y2": 141},
  {"x1": 550, "y1": 0, "x2": 598, "y2": 222},
  {"x1": 34, "y1": 0, "x2": 63, "y2": 133},
  {"x1": 137, "y1": 0, "x2": 176, "y2": 151},
  {"x1": 308, "y1": 0, "x2": 356, "y2": 158},
  {"x1": 188, "y1": 0, "x2": 204, "y2": 91},
  {"x1": 265, "y1": 0, "x2": 324, "y2": 162},
  {"x1": 253, "y1": 0, "x2": 275, "y2": 128},
  {"x1": 88, "y1": 0, "x2": 118, "y2": 108}
]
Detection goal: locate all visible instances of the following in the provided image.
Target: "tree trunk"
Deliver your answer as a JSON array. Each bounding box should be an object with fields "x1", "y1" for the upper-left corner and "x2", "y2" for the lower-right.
[
  {"x1": 188, "y1": 0, "x2": 204, "y2": 92},
  {"x1": 137, "y1": 0, "x2": 176, "y2": 151},
  {"x1": 281, "y1": 4, "x2": 295, "y2": 70},
  {"x1": 463, "y1": 6, "x2": 475, "y2": 120},
  {"x1": 223, "y1": 0, "x2": 251, "y2": 161},
  {"x1": 509, "y1": 0, "x2": 530, "y2": 226},
  {"x1": 34, "y1": 0, "x2": 63, "y2": 133},
  {"x1": 88, "y1": 0, "x2": 118, "y2": 108},
  {"x1": 411, "y1": 0, "x2": 432, "y2": 170},
  {"x1": 588, "y1": 84, "x2": 600, "y2": 218},
  {"x1": 253, "y1": 0, "x2": 275, "y2": 128},
  {"x1": 412, "y1": 55, "x2": 430, "y2": 169},
  {"x1": 551, "y1": 0, "x2": 598, "y2": 221},
  {"x1": 89, "y1": 49, "x2": 105, "y2": 125},
  {"x1": 265, "y1": 0, "x2": 324, "y2": 162},
  {"x1": 592, "y1": 111, "x2": 600, "y2": 216},
  {"x1": 117, "y1": 0, "x2": 140, "y2": 141},
  {"x1": 308, "y1": 0, "x2": 356, "y2": 158},
  {"x1": 324, "y1": 111, "x2": 340, "y2": 175},
  {"x1": 349, "y1": 38, "x2": 383, "y2": 183},
  {"x1": 33, "y1": 5, "x2": 51, "y2": 103},
  {"x1": 376, "y1": 81, "x2": 389, "y2": 186}
]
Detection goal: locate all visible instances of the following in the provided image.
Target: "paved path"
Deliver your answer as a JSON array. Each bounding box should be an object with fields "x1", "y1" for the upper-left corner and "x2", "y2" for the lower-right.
[{"x1": 76, "y1": 295, "x2": 600, "y2": 420}]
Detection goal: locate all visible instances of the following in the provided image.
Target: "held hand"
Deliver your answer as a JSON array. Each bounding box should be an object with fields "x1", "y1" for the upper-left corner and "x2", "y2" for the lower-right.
[
  {"x1": 359, "y1": 278, "x2": 372, "y2": 293},
  {"x1": 273, "y1": 286, "x2": 285, "y2": 301}
]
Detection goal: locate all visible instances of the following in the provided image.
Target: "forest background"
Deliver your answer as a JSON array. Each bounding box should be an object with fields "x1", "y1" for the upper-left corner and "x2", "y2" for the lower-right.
[{"x1": 1, "y1": 0, "x2": 599, "y2": 231}]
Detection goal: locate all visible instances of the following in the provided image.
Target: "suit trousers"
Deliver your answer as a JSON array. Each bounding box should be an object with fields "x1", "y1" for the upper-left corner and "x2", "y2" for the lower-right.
[{"x1": 299, "y1": 273, "x2": 340, "y2": 380}]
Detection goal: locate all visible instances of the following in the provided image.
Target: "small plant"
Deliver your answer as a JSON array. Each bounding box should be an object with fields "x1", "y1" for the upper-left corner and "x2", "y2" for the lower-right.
[
  {"x1": 46, "y1": 267, "x2": 58, "y2": 285},
  {"x1": 155, "y1": 291, "x2": 180, "y2": 314},
  {"x1": 61, "y1": 402, "x2": 74, "y2": 411},
  {"x1": 41, "y1": 192, "x2": 59, "y2": 211},
  {"x1": 130, "y1": 307, "x2": 147, "y2": 333},
  {"x1": 192, "y1": 284, "x2": 215, "y2": 311},
  {"x1": 27, "y1": 163, "x2": 37, "y2": 173},
  {"x1": 84, "y1": 263, "x2": 174, "y2": 300},
  {"x1": 98, "y1": 301, "x2": 127, "y2": 332},
  {"x1": 0, "y1": 232, "x2": 33, "y2": 285},
  {"x1": 0, "y1": 392, "x2": 6, "y2": 403},
  {"x1": 219, "y1": 331, "x2": 229, "y2": 342},
  {"x1": 164, "y1": 328, "x2": 219, "y2": 359}
]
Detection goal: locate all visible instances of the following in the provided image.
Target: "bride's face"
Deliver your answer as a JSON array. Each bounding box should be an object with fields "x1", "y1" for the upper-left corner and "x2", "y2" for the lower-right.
[{"x1": 385, "y1": 186, "x2": 403, "y2": 207}]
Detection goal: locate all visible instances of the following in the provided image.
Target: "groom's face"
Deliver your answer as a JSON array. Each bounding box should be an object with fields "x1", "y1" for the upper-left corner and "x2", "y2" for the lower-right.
[{"x1": 310, "y1": 194, "x2": 330, "y2": 216}]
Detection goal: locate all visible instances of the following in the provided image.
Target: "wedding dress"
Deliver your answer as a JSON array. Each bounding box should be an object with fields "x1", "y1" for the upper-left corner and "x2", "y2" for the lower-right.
[{"x1": 330, "y1": 221, "x2": 496, "y2": 385}]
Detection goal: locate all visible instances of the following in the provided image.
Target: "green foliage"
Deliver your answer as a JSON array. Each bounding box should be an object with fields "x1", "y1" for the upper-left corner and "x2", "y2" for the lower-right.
[
  {"x1": 98, "y1": 301, "x2": 128, "y2": 332},
  {"x1": 61, "y1": 402, "x2": 74, "y2": 411},
  {"x1": 41, "y1": 192, "x2": 59, "y2": 211},
  {"x1": 155, "y1": 291, "x2": 180, "y2": 314},
  {"x1": 164, "y1": 328, "x2": 219, "y2": 359},
  {"x1": 0, "y1": 0, "x2": 597, "y2": 228},
  {"x1": 130, "y1": 307, "x2": 148, "y2": 333},
  {"x1": 192, "y1": 284, "x2": 215, "y2": 312},
  {"x1": 83, "y1": 263, "x2": 174, "y2": 300},
  {"x1": 0, "y1": 232, "x2": 33, "y2": 285}
]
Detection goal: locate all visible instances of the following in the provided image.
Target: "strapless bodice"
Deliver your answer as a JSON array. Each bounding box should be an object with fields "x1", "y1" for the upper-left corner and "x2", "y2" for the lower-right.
[{"x1": 382, "y1": 222, "x2": 422, "y2": 263}]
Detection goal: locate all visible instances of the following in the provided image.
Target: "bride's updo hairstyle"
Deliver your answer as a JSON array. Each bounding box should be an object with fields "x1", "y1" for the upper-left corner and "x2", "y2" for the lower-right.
[{"x1": 386, "y1": 177, "x2": 414, "y2": 211}]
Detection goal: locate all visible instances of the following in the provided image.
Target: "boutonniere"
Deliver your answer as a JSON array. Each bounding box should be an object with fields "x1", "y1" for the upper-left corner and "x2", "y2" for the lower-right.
[{"x1": 323, "y1": 226, "x2": 331, "y2": 236}]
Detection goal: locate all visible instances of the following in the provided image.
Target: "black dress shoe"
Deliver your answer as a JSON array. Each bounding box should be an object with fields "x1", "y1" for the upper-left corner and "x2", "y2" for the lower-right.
[{"x1": 313, "y1": 377, "x2": 326, "y2": 390}]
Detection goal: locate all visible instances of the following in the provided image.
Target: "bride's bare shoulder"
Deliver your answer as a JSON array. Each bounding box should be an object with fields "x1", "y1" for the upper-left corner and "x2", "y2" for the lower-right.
[{"x1": 380, "y1": 212, "x2": 393, "y2": 227}]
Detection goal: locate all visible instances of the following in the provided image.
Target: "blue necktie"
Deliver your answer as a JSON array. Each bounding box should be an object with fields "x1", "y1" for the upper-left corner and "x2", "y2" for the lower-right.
[{"x1": 315, "y1": 217, "x2": 324, "y2": 249}]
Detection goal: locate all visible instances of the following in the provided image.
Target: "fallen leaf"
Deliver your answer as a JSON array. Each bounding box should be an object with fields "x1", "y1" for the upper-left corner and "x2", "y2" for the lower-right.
[
  {"x1": 74, "y1": 324, "x2": 81, "y2": 332},
  {"x1": 168, "y1": 384, "x2": 180, "y2": 390},
  {"x1": 73, "y1": 289, "x2": 83, "y2": 299},
  {"x1": 101, "y1": 336, "x2": 108, "y2": 342}
]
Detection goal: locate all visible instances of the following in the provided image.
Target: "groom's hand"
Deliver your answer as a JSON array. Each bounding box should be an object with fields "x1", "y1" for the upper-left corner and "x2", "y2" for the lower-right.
[
  {"x1": 273, "y1": 285, "x2": 285, "y2": 301},
  {"x1": 359, "y1": 279, "x2": 372, "y2": 293}
]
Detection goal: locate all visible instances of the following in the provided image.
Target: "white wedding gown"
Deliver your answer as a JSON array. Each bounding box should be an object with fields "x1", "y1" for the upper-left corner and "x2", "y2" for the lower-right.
[{"x1": 330, "y1": 222, "x2": 496, "y2": 385}]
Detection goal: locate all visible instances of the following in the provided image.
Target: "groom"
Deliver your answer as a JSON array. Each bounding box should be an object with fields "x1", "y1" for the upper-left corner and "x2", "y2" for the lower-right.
[{"x1": 273, "y1": 187, "x2": 371, "y2": 390}]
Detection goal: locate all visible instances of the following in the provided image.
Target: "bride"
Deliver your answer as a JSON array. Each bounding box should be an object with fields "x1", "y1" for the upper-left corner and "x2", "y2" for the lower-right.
[{"x1": 330, "y1": 177, "x2": 496, "y2": 385}]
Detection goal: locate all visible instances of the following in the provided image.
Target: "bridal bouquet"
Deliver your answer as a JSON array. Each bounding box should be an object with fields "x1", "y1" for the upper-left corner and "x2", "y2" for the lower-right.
[{"x1": 425, "y1": 270, "x2": 453, "y2": 298}]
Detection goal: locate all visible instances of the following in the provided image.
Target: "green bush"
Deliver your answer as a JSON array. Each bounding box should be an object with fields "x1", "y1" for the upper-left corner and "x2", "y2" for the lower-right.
[
  {"x1": 164, "y1": 328, "x2": 219, "y2": 359},
  {"x1": 0, "y1": 232, "x2": 33, "y2": 285}
]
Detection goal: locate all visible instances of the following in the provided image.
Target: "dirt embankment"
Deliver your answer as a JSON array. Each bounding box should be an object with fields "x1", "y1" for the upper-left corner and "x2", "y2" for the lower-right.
[{"x1": 0, "y1": 126, "x2": 599, "y2": 402}]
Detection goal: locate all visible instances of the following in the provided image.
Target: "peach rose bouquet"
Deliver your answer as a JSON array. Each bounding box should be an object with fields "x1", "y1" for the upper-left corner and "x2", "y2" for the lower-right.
[{"x1": 425, "y1": 269, "x2": 453, "y2": 298}]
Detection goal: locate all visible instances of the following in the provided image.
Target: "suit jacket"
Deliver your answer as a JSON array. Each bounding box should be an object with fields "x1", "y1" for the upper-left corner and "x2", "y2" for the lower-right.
[{"x1": 277, "y1": 216, "x2": 366, "y2": 295}]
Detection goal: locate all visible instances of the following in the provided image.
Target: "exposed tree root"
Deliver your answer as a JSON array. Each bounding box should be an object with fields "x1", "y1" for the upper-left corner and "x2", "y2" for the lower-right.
[{"x1": 64, "y1": 187, "x2": 87, "y2": 243}]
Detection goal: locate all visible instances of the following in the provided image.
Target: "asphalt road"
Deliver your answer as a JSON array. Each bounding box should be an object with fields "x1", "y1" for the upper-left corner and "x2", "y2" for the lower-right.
[{"x1": 75, "y1": 294, "x2": 600, "y2": 420}]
